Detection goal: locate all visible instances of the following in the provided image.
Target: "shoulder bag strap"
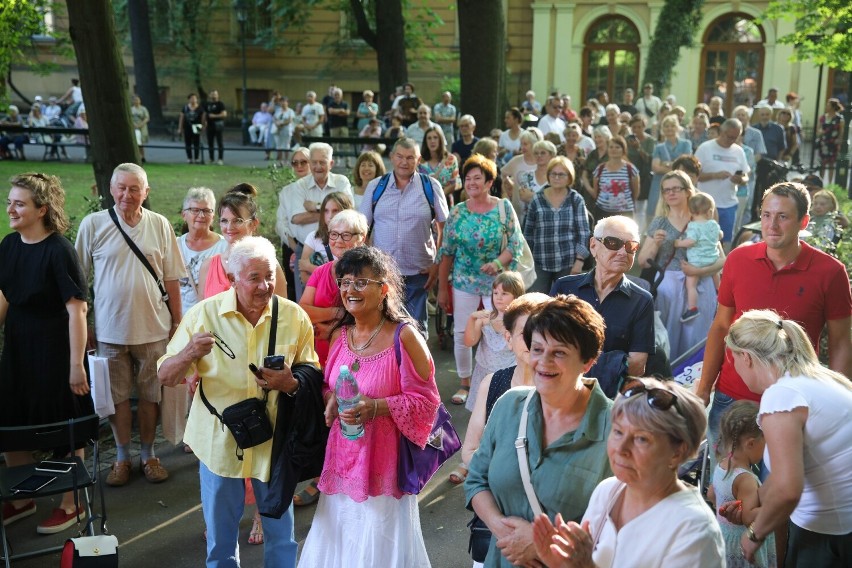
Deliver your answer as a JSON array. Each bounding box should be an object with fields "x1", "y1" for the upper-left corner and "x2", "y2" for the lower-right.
[
  {"x1": 661, "y1": 222, "x2": 690, "y2": 271},
  {"x1": 108, "y1": 208, "x2": 169, "y2": 301},
  {"x1": 392, "y1": 321, "x2": 407, "y2": 366},
  {"x1": 516, "y1": 389, "x2": 544, "y2": 517}
]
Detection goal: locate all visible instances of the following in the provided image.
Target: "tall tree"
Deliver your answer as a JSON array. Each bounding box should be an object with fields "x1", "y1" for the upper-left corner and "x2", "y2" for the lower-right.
[
  {"x1": 642, "y1": 0, "x2": 705, "y2": 92},
  {"x1": 457, "y1": 0, "x2": 505, "y2": 133},
  {"x1": 762, "y1": 0, "x2": 852, "y2": 70},
  {"x1": 66, "y1": 0, "x2": 139, "y2": 206},
  {"x1": 0, "y1": 0, "x2": 62, "y2": 102},
  {"x1": 349, "y1": 0, "x2": 408, "y2": 112},
  {"x1": 127, "y1": 0, "x2": 164, "y2": 129}
]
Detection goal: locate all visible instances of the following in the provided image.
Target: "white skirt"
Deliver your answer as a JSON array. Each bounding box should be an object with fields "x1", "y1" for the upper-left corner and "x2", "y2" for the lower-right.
[{"x1": 298, "y1": 493, "x2": 431, "y2": 568}]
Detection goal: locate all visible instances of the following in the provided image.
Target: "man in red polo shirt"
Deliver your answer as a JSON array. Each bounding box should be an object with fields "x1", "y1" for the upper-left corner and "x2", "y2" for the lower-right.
[{"x1": 697, "y1": 182, "x2": 851, "y2": 447}]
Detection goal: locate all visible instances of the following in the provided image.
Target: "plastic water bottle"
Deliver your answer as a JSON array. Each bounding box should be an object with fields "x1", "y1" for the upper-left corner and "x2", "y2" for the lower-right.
[{"x1": 336, "y1": 365, "x2": 364, "y2": 440}]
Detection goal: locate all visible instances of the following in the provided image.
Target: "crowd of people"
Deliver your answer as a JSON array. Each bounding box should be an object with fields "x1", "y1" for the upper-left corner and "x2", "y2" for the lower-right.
[{"x1": 0, "y1": 78, "x2": 850, "y2": 568}]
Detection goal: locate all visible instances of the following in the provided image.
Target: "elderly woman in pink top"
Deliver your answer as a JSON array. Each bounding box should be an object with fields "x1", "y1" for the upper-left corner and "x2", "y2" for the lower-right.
[{"x1": 299, "y1": 246, "x2": 440, "y2": 567}]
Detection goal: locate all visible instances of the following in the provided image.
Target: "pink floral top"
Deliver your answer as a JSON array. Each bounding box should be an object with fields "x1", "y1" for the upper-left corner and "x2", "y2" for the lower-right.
[
  {"x1": 318, "y1": 325, "x2": 440, "y2": 501},
  {"x1": 418, "y1": 153, "x2": 460, "y2": 191}
]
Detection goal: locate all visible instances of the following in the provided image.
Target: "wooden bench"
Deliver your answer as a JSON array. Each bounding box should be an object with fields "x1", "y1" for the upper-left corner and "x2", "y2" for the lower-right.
[{"x1": 1, "y1": 125, "x2": 90, "y2": 161}]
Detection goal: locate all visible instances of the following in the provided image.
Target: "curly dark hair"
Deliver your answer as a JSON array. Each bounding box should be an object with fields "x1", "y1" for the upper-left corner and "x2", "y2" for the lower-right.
[{"x1": 330, "y1": 246, "x2": 415, "y2": 336}]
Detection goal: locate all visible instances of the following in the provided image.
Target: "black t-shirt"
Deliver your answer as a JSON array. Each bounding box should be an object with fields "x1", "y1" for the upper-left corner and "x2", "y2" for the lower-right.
[
  {"x1": 621, "y1": 104, "x2": 638, "y2": 116},
  {"x1": 326, "y1": 101, "x2": 349, "y2": 129},
  {"x1": 204, "y1": 101, "x2": 226, "y2": 124}
]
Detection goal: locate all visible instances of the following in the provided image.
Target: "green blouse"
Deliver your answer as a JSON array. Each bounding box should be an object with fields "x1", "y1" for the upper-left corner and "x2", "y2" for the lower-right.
[{"x1": 465, "y1": 382, "x2": 613, "y2": 568}]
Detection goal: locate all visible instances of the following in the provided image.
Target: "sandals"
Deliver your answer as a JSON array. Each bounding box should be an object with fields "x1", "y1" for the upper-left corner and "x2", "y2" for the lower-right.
[
  {"x1": 293, "y1": 480, "x2": 320, "y2": 507},
  {"x1": 451, "y1": 386, "x2": 470, "y2": 405},
  {"x1": 448, "y1": 463, "x2": 468, "y2": 485},
  {"x1": 248, "y1": 511, "x2": 264, "y2": 545}
]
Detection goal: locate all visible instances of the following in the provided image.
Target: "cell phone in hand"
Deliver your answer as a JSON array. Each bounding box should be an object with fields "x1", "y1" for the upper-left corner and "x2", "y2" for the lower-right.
[{"x1": 263, "y1": 355, "x2": 285, "y2": 370}]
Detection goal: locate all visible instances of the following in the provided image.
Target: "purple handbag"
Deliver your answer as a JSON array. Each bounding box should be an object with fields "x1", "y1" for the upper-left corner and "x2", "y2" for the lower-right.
[
  {"x1": 392, "y1": 323, "x2": 461, "y2": 494},
  {"x1": 398, "y1": 403, "x2": 461, "y2": 494}
]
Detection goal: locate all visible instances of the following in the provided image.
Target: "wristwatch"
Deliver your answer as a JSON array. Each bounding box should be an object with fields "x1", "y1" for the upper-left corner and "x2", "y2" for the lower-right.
[
  {"x1": 284, "y1": 381, "x2": 301, "y2": 398},
  {"x1": 746, "y1": 522, "x2": 764, "y2": 543}
]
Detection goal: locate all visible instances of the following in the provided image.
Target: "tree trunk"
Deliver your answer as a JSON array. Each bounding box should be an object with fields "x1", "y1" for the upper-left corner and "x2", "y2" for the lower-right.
[
  {"x1": 66, "y1": 0, "x2": 139, "y2": 207},
  {"x1": 457, "y1": 1, "x2": 506, "y2": 133},
  {"x1": 128, "y1": 0, "x2": 164, "y2": 130}
]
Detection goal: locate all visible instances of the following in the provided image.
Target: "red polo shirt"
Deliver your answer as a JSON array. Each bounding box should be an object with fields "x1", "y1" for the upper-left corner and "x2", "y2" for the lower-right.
[{"x1": 716, "y1": 241, "x2": 852, "y2": 401}]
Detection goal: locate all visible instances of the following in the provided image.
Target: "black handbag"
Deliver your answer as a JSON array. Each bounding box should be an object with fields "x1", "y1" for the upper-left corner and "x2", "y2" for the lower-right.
[
  {"x1": 198, "y1": 298, "x2": 279, "y2": 460},
  {"x1": 467, "y1": 514, "x2": 491, "y2": 563}
]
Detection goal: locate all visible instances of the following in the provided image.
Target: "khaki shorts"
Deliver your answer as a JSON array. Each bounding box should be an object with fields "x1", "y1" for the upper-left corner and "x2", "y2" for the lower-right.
[{"x1": 98, "y1": 339, "x2": 168, "y2": 404}]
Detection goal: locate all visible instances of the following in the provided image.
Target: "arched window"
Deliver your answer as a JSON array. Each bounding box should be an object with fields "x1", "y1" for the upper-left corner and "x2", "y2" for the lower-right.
[
  {"x1": 582, "y1": 16, "x2": 640, "y2": 104},
  {"x1": 700, "y1": 14, "x2": 765, "y2": 115}
]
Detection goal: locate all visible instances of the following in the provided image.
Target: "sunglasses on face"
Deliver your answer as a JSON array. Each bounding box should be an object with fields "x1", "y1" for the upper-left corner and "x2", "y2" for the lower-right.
[
  {"x1": 336, "y1": 278, "x2": 384, "y2": 291},
  {"x1": 620, "y1": 378, "x2": 682, "y2": 416},
  {"x1": 595, "y1": 236, "x2": 640, "y2": 254}
]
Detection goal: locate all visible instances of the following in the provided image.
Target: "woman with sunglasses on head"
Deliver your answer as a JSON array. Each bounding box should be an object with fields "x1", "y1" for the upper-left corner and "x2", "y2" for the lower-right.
[
  {"x1": 196, "y1": 183, "x2": 287, "y2": 546},
  {"x1": 299, "y1": 246, "x2": 440, "y2": 567},
  {"x1": 723, "y1": 311, "x2": 852, "y2": 567},
  {"x1": 637, "y1": 171, "x2": 724, "y2": 361},
  {"x1": 465, "y1": 295, "x2": 612, "y2": 568},
  {"x1": 523, "y1": 156, "x2": 590, "y2": 293},
  {"x1": 532, "y1": 377, "x2": 724, "y2": 567}
]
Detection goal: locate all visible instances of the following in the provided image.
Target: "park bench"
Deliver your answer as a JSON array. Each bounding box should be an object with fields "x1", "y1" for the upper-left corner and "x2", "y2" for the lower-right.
[{"x1": 1, "y1": 125, "x2": 90, "y2": 161}]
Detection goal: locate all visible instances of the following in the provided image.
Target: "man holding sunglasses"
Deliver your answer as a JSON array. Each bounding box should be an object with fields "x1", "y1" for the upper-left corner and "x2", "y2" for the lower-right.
[
  {"x1": 158, "y1": 236, "x2": 321, "y2": 568},
  {"x1": 550, "y1": 216, "x2": 655, "y2": 397}
]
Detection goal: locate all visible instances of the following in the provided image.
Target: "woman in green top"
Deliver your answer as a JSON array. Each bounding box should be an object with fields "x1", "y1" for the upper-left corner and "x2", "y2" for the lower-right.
[{"x1": 465, "y1": 295, "x2": 613, "y2": 567}]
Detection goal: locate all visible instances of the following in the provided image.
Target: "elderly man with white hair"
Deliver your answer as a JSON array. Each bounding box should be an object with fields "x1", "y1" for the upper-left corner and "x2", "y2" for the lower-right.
[
  {"x1": 550, "y1": 215, "x2": 655, "y2": 397},
  {"x1": 248, "y1": 102, "x2": 273, "y2": 145},
  {"x1": 433, "y1": 91, "x2": 457, "y2": 145},
  {"x1": 75, "y1": 163, "x2": 186, "y2": 486},
  {"x1": 158, "y1": 236, "x2": 320, "y2": 568},
  {"x1": 282, "y1": 142, "x2": 353, "y2": 299}
]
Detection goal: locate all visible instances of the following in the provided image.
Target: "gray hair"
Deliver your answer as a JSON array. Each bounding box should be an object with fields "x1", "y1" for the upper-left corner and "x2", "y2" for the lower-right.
[
  {"x1": 329, "y1": 209, "x2": 368, "y2": 237},
  {"x1": 612, "y1": 378, "x2": 707, "y2": 464},
  {"x1": 458, "y1": 114, "x2": 476, "y2": 127},
  {"x1": 182, "y1": 187, "x2": 215, "y2": 210},
  {"x1": 306, "y1": 90, "x2": 316, "y2": 98},
  {"x1": 228, "y1": 236, "x2": 278, "y2": 281},
  {"x1": 309, "y1": 142, "x2": 333, "y2": 162},
  {"x1": 532, "y1": 139, "x2": 557, "y2": 156},
  {"x1": 593, "y1": 215, "x2": 639, "y2": 241},
  {"x1": 604, "y1": 103, "x2": 621, "y2": 115},
  {"x1": 519, "y1": 129, "x2": 542, "y2": 146},
  {"x1": 392, "y1": 137, "x2": 420, "y2": 155},
  {"x1": 592, "y1": 125, "x2": 613, "y2": 140},
  {"x1": 111, "y1": 163, "x2": 149, "y2": 189},
  {"x1": 721, "y1": 118, "x2": 743, "y2": 134}
]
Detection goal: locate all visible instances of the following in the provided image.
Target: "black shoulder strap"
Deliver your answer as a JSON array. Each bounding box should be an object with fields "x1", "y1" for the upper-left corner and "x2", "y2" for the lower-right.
[
  {"x1": 323, "y1": 243, "x2": 334, "y2": 262},
  {"x1": 199, "y1": 296, "x2": 279, "y2": 420},
  {"x1": 107, "y1": 207, "x2": 168, "y2": 301}
]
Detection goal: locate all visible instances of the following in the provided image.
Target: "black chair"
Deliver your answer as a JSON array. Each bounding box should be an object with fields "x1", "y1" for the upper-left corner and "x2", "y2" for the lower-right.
[{"x1": 0, "y1": 415, "x2": 102, "y2": 567}]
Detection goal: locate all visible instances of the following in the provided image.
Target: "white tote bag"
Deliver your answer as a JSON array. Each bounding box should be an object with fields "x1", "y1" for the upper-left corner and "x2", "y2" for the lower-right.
[{"x1": 87, "y1": 351, "x2": 115, "y2": 418}]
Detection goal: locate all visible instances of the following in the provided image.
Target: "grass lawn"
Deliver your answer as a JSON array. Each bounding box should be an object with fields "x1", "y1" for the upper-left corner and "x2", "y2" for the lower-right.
[{"x1": 0, "y1": 161, "x2": 296, "y2": 244}]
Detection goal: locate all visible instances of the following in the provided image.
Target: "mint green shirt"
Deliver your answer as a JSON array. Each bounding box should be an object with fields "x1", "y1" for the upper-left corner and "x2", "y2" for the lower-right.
[{"x1": 465, "y1": 382, "x2": 613, "y2": 568}]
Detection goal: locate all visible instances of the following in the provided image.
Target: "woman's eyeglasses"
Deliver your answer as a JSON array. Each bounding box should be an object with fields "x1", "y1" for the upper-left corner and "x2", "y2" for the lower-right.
[
  {"x1": 336, "y1": 278, "x2": 384, "y2": 291},
  {"x1": 549, "y1": 172, "x2": 570, "y2": 179},
  {"x1": 184, "y1": 207, "x2": 214, "y2": 217},
  {"x1": 212, "y1": 332, "x2": 236, "y2": 359},
  {"x1": 329, "y1": 231, "x2": 361, "y2": 242},
  {"x1": 219, "y1": 217, "x2": 253, "y2": 228},
  {"x1": 595, "y1": 236, "x2": 640, "y2": 254},
  {"x1": 620, "y1": 379, "x2": 682, "y2": 416},
  {"x1": 291, "y1": 160, "x2": 309, "y2": 167},
  {"x1": 661, "y1": 186, "x2": 686, "y2": 194}
]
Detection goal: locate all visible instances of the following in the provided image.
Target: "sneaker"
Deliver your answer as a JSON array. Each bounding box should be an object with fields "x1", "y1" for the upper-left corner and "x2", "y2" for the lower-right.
[
  {"x1": 216, "y1": 159, "x2": 224, "y2": 166},
  {"x1": 36, "y1": 507, "x2": 85, "y2": 535},
  {"x1": 680, "y1": 307, "x2": 700, "y2": 323},
  {"x1": 427, "y1": 300, "x2": 437, "y2": 316},
  {"x1": 2, "y1": 500, "x2": 36, "y2": 526},
  {"x1": 141, "y1": 457, "x2": 169, "y2": 483},
  {"x1": 105, "y1": 460, "x2": 132, "y2": 487}
]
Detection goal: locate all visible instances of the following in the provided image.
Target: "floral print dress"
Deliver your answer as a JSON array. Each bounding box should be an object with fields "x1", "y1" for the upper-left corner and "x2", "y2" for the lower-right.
[
  {"x1": 818, "y1": 113, "x2": 845, "y2": 164},
  {"x1": 439, "y1": 199, "x2": 523, "y2": 296}
]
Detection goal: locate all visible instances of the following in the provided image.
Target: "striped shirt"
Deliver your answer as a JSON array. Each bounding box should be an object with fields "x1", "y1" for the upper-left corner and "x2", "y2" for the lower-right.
[
  {"x1": 594, "y1": 162, "x2": 637, "y2": 213},
  {"x1": 522, "y1": 188, "x2": 590, "y2": 272}
]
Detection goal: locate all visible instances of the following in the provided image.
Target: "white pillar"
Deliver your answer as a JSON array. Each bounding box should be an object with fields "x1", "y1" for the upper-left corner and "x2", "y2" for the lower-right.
[{"x1": 530, "y1": 3, "x2": 554, "y2": 99}]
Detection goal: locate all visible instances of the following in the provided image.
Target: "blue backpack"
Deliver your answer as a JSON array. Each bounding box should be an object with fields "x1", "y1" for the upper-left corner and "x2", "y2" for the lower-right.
[{"x1": 369, "y1": 172, "x2": 435, "y2": 235}]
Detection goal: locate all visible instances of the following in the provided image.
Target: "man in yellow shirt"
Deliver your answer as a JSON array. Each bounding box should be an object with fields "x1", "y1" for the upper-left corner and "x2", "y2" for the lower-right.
[{"x1": 158, "y1": 236, "x2": 319, "y2": 568}]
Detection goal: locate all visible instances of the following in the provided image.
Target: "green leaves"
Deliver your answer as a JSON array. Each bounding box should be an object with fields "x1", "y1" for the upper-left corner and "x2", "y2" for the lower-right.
[{"x1": 762, "y1": 0, "x2": 852, "y2": 70}]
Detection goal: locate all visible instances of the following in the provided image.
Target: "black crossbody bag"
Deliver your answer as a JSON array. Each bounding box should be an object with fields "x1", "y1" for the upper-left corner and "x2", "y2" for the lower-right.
[
  {"x1": 198, "y1": 298, "x2": 278, "y2": 460},
  {"x1": 108, "y1": 208, "x2": 169, "y2": 301}
]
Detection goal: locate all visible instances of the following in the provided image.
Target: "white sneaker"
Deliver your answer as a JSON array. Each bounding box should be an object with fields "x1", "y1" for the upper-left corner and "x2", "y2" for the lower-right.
[{"x1": 216, "y1": 159, "x2": 224, "y2": 166}]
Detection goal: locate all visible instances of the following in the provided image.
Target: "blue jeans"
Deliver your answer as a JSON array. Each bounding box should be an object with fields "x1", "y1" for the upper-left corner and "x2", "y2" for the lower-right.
[
  {"x1": 293, "y1": 242, "x2": 305, "y2": 302},
  {"x1": 200, "y1": 462, "x2": 296, "y2": 568},
  {"x1": 717, "y1": 204, "x2": 737, "y2": 243},
  {"x1": 403, "y1": 272, "x2": 429, "y2": 339}
]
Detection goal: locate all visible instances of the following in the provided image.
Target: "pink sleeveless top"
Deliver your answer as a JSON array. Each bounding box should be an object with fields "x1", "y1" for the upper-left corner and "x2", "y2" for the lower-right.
[{"x1": 203, "y1": 254, "x2": 231, "y2": 299}]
